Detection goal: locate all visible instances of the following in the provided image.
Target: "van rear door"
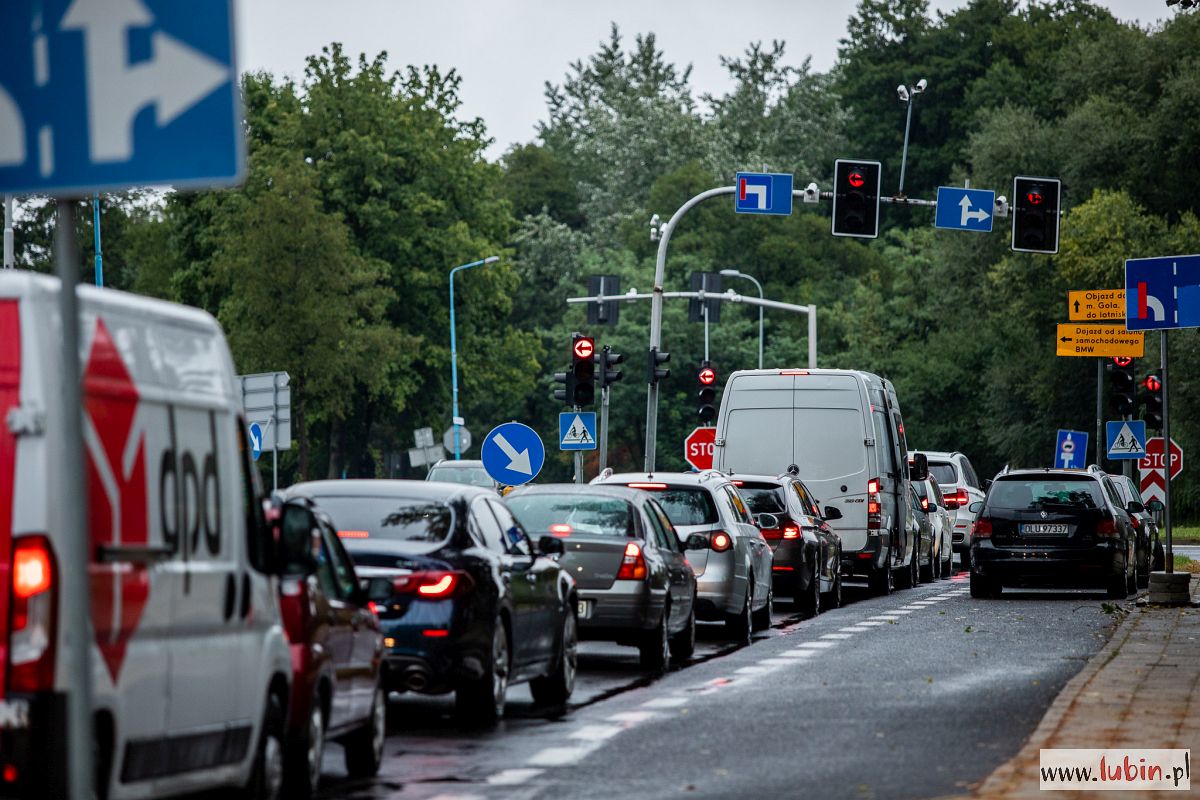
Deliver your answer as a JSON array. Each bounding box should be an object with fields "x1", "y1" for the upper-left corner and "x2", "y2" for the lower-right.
[{"x1": 718, "y1": 373, "x2": 795, "y2": 473}]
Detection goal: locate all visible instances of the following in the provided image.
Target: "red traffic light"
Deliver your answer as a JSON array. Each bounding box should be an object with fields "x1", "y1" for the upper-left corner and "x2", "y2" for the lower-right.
[
  {"x1": 1026, "y1": 190, "x2": 1044, "y2": 206},
  {"x1": 698, "y1": 366, "x2": 716, "y2": 386},
  {"x1": 573, "y1": 337, "x2": 594, "y2": 360},
  {"x1": 847, "y1": 171, "x2": 865, "y2": 188},
  {"x1": 1111, "y1": 356, "x2": 1133, "y2": 368},
  {"x1": 1144, "y1": 374, "x2": 1162, "y2": 392}
]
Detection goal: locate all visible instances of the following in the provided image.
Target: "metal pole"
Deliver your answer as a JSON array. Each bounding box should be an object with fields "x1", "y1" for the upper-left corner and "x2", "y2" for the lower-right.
[
  {"x1": 573, "y1": 404, "x2": 584, "y2": 484},
  {"x1": 54, "y1": 200, "x2": 94, "y2": 800},
  {"x1": 898, "y1": 96, "x2": 914, "y2": 197},
  {"x1": 1161, "y1": 330, "x2": 1172, "y2": 573},
  {"x1": 3, "y1": 195, "x2": 13, "y2": 268},
  {"x1": 703, "y1": 301, "x2": 710, "y2": 362},
  {"x1": 92, "y1": 194, "x2": 103, "y2": 287},
  {"x1": 448, "y1": 256, "x2": 498, "y2": 460},
  {"x1": 1096, "y1": 359, "x2": 1103, "y2": 468},
  {"x1": 807, "y1": 304, "x2": 817, "y2": 370},
  {"x1": 599, "y1": 386, "x2": 610, "y2": 473},
  {"x1": 718, "y1": 271, "x2": 764, "y2": 369}
]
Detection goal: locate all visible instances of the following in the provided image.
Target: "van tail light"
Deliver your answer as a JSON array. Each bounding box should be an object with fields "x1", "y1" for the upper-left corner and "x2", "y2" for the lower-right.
[
  {"x1": 391, "y1": 570, "x2": 473, "y2": 599},
  {"x1": 867, "y1": 478, "x2": 882, "y2": 530},
  {"x1": 615, "y1": 542, "x2": 647, "y2": 580},
  {"x1": 1096, "y1": 517, "x2": 1119, "y2": 538},
  {"x1": 972, "y1": 518, "x2": 993, "y2": 539},
  {"x1": 782, "y1": 525, "x2": 800, "y2": 539},
  {"x1": 10, "y1": 536, "x2": 58, "y2": 693},
  {"x1": 709, "y1": 531, "x2": 733, "y2": 552}
]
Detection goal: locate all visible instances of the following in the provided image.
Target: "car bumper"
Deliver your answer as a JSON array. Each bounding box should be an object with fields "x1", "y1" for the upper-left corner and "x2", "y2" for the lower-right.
[
  {"x1": 693, "y1": 552, "x2": 744, "y2": 619},
  {"x1": 970, "y1": 540, "x2": 1126, "y2": 587},
  {"x1": 0, "y1": 692, "x2": 68, "y2": 799},
  {"x1": 769, "y1": 540, "x2": 810, "y2": 587},
  {"x1": 841, "y1": 532, "x2": 888, "y2": 577},
  {"x1": 577, "y1": 584, "x2": 663, "y2": 641},
  {"x1": 377, "y1": 600, "x2": 488, "y2": 693}
]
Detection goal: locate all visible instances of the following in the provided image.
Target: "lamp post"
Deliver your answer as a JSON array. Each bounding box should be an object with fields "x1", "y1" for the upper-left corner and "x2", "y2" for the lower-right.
[
  {"x1": 895, "y1": 78, "x2": 928, "y2": 198},
  {"x1": 448, "y1": 255, "x2": 499, "y2": 460},
  {"x1": 719, "y1": 269, "x2": 764, "y2": 369}
]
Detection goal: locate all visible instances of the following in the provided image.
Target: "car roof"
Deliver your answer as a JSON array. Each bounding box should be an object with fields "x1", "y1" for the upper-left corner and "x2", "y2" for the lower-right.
[
  {"x1": 508, "y1": 483, "x2": 647, "y2": 504},
  {"x1": 430, "y1": 460, "x2": 486, "y2": 468},
  {"x1": 726, "y1": 473, "x2": 793, "y2": 485},
  {"x1": 911, "y1": 450, "x2": 961, "y2": 461},
  {"x1": 995, "y1": 468, "x2": 1103, "y2": 480},
  {"x1": 285, "y1": 478, "x2": 494, "y2": 502},
  {"x1": 598, "y1": 471, "x2": 731, "y2": 488}
]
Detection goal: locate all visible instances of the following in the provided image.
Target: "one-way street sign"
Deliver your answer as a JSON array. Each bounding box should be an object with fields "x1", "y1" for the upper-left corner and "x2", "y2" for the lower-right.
[{"x1": 934, "y1": 186, "x2": 995, "y2": 232}]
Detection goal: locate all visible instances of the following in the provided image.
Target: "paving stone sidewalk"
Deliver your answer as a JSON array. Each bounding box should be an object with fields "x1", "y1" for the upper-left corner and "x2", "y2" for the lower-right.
[{"x1": 974, "y1": 576, "x2": 1199, "y2": 798}]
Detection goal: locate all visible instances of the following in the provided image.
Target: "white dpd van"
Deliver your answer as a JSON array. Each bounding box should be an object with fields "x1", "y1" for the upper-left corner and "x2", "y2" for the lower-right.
[
  {"x1": 713, "y1": 368, "x2": 927, "y2": 594},
  {"x1": 0, "y1": 272, "x2": 291, "y2": 799}
]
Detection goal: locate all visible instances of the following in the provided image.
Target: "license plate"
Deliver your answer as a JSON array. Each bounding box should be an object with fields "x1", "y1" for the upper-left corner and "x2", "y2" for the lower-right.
[
  {"x1": 577, "y1": 600, "x2": 592, "y2": 619},
  {"x1": 1021, "y1": 523, "x2": 1069, "y2": 535}
]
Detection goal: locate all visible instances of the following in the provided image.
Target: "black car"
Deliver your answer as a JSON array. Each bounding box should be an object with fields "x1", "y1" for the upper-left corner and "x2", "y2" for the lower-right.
[
  {"x1": 968, "y1": 467, "x2": 1138, "y2": 599},
  {"x1": 507, "y1": 485, "x2": 700, "y2": 671},
  {"x1": 284, "y1": 480, "x2": 578, "y2": 722},
  {"x1": 732, "y1": 474, "x2": 843, "y2": 618}
]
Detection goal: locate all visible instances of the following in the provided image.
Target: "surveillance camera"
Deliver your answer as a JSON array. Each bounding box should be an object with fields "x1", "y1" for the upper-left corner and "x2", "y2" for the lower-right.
[
  {"x1": 802, "y1": 182, "x2": 820, "y2": 204},
  {"x1": 915, "y1": 78, "x2": 928, "y2": 93},
  {"x1": 896, "y1": 85, "x2": 909, "y2": 102}
]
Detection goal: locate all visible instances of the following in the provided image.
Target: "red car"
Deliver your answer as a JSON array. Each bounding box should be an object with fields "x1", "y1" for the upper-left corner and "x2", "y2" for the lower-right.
[{"x1": 277, "y1": 497, "x2": 387, "y2": 799}]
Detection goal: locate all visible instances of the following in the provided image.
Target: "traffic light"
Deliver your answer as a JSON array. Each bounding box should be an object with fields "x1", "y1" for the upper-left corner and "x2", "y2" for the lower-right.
[
  {"x1": 1107, "y1": 356, "x2": 1136, "y2": 416},
  {"x1": 832, "y1": 158, "x2": 882, "y2": 239},
  {"x1": 647, "y1": 347, "x2": 670, "y2": 386},
  {"x1": 597, "y1": 345, "x2": 624, "y2": 391},
  {"x1": 572, "y1": 333, "x2": 595, "y2": 406},
  {"x1": 1143, "y1": 370, "x2": 1163, "y2": 429},
  {"x1": 552, "y1": 369, "x2": 574, "y2": 405},
  {"x1": 688, "y1": 272, "x2": 722, "y2": 323},
  {"x1": 697, "y1": 362, "x2": 717, "y2": 423},
  {"x1": 1011, "y1": 176, "x2": 1061, "y2": 254}
]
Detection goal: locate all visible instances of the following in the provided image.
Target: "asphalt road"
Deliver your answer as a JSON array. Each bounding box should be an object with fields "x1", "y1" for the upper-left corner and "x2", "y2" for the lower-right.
[{"x1": 313, "y1": 573, "x2": 1119, "y2": 800}]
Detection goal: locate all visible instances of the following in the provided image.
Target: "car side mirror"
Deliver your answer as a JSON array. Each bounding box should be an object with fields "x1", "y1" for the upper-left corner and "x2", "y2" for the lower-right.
[
  {"x1": 909, "y1": 453, "x2": 929, "y2": 482},
  {"x1": 685, "y1": 533, "x2": 709, "y2": 551},
  {"x1": 537, "y1": 535, "x2": 565, "y2": 557},
  {"x1": 278, "y1": 503, "x2": 318, "y2": 577},
  {"x1": 1126, "y1": 501, "x2": 1146, "y2": 515},
  {"x1": 756, "y1": 512, "x2": 780, "y2": 530},
  {"x1": 823, "y1": 505, "x2": 842, "y2": 520},
  {"x1": 968, "y1": 501, "x2": 984, "y2": 514},
  {"x1": 1148, "y1": 499, "x2": 1164, "y2": 512}
]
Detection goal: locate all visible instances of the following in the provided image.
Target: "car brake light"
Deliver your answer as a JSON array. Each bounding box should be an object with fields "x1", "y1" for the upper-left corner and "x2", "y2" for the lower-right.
[
  {"x1": 627, "y1": 482, "x2": 667, "y2": 490},
  {"x1": 616, "y1": 541, "x2": 647, "y2": 580},
  {"x1": 782, "y1": 525, "x2": 800, "y2": 539},
  {"x1": 391, "y1": 570, "x2": 471, "y2": 599},
  {"x1": 337, "y1": 530, "x2": 370, "y2": 539},
  {"x1": 944, "y1": 488, "x2": 968, "y2": 509},
  {"x1": 972, "y1": 518, "x2": 993, "y2": 538},
  {"x1": 710, "y1": 532, "x2": 732, "y2": 552},
  {"x1": 867, "y1": 478, "x2": 882, "y2": 530},
  {"x1": 549, "y1": 523, "x2": 572, "y2": 536},
  {"x1": 10, "y1": 536, "x2": 57, "y2": 692},
  {"x1": 730, "y1": 480, "x2": 744, "y2": 486},
  {"x1": 778, "y1": 370, "x2": 809, "y2": 375},
  {"x1": 919, "y1": 497, "x2": 929, "y2": 511},
  {"x1": 1129, "y1": 516, "x2": 1141, "y2": 530},
  {"x1": 1096, "y1": 518, "x2": 1119, "y2": 538}
]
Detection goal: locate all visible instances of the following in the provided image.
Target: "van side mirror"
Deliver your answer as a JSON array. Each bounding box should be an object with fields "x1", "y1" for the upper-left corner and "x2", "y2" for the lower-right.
[
  {"x1": 278, "y1": 503, "x2": 319, "y2": 577},
  {"x1": 823, "y1": 505, "x2": 842, "y2": 520},
  {"x1": 968, "y1": 501, "x2": 984, "y2": 514},
  {"x1": 909, "y1": 453, "x2": 929, "y2": 482},
  {"x1": 756, "y1": 513, "x2": 780, "y2": 530}
]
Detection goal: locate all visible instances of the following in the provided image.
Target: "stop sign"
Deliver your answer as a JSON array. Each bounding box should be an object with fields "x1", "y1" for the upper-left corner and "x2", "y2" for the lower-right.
[
  {"x1": 684, "y1": 427, "x2": 716, "y2": 471},
  {"x1": 1138, "y1": 437, "x2": 1183, "y2": 480}
]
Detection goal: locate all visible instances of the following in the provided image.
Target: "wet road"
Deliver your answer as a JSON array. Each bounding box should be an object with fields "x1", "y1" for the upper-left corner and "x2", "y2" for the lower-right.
[{"x1": 311, "y1": 573, "x2": 1119, "y2": 800}]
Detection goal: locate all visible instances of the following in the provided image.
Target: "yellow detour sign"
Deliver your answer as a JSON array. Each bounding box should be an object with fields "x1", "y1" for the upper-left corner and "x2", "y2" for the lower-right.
[
  {"x1": 1056, "y1": 324, "x2": 1144, "y2": 358},
  {"x1": 1068, "y1": 289, "x2": 1125, "y2": 321}
]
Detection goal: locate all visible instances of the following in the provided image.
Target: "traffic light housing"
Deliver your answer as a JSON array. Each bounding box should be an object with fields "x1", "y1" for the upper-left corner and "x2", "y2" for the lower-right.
[
  {"x1": 1143, "y1": 370, "x2": 1163, "y2": 429},
  {"x1": 697, "y1": 362, "x2": 717, "y2": 423},
  {"x1": 552, "y1": 370, "x2": 574, "y2": 405},
  {"x1": 597, "y1": 345, "x2": 624, "y2": 391},
  {"x1": 1011, "y1": 176, "x2": 1061, "y2": 254},
  {"x1": 1108, "y1": 356, "x2": 1136, "y2": 417},
  {"x1": 572, "y1": 333, "x2": 596, "y2": 406},
  {"x1": 832, "y1": 159, "x2": 882, "y2": 239},
  {"x1": 647, "y1": 347, "x2": 670, "y2": 386}
]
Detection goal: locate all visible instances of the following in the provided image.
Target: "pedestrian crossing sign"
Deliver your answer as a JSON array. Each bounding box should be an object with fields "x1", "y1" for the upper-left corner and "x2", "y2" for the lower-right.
[
  {"x1": 1106, "y1": 420, "x2": 1147, "y2": 460},
  {"x1": 559, "y1": 412, "x2": 598, "y2": 451}
]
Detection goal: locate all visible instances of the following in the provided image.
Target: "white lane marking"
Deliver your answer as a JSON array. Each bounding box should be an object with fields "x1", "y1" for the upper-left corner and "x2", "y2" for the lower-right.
[
  {"x1": 908, "y1": 601, "x2": 939, "y2": 606},
  {"x1": 868, "y1": 614, "x2": 902, "y2": 620},
  {"x1": 607, "y1": 710, "x2": 655, "y2": 724},
  {"x1": 759, "y1": 657, "x2": 800, "y2": 666},
  {"x1": 527, "y1": 742, "x2": 604, "y2": 766},
  {"x1": 839, "y1": 626, "x2": 868, "y2": 633},
  {"x1": 820, "y1": 633, "x2": 855, "y2": 639},
  {"x1": 428, "y1": 795, "x2": 485, "y2": 800},
  {"x1": 641, "y1": 696, "x2": 688, "y2": 709},
  {"x1": 855, "y1": 620, "x2": 888, "y2": 626},
  {"x1": 889, "y1": 609, "x2": 914, "y2": 614},
  {"x1": 487, "y1": 769, "x2": 544, "y2": 786},
  {"x1": 736, "y1": 665, "x2": 770, "y2": 675},
  {"x1": 899, "y1": 605, "x2": 925, "y2": 610},
  {"x1": 777, "y1": 650, "x2": 817, "y2": 658},
  {"x1": 569, "y1": 725, "x2": 623, "y2": 742},
  {"x1": 795, "y1": 640, "x2": 838, "y2": 649}
]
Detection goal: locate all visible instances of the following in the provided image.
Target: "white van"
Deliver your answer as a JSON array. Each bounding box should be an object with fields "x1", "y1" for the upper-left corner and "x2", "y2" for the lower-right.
[
  {"x1": 0, "y1": 272, "x2": 291, "y2": 799},
  {"x1": 713, "y1": 368, "x2": 928, "y2": 594}
]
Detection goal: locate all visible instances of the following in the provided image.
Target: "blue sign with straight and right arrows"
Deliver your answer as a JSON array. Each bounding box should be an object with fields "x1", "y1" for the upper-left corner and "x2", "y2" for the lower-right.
[{"x1": 934, "y1": 186, "x2": 995, "y2": 232}]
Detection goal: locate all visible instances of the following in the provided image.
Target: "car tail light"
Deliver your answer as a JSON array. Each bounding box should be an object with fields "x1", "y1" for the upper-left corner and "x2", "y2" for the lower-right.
[
  {"x1": 972, "y1": 518, "x2": 993, "y2": 539},
  {"x1": 1129, "y1": 516, "x2": 1141, "y2": 530},
  {"x1": 549, "y1": 523, "x2": 572, "y2": 536},
  {"x1": 730, "y1": 480, "x2": 744, "y2": 486},
  {"x1": 945, "y1": 489, "x2": 968, "y2": 509},
  {"x1": 919, "y1": 497, "x2": 929, "y2": 511},
  {"x1": 772, "y1": 565, "x2": 795, "y2": 572},
  {"x1": 10, "y1": 536, "x2": 57, "y2": 692},
  {"x1": 782, "y1": 525, "x2": 800, "y2": 539},
  {"x1": 616, "y1": 542, "x2": 647, "y2": 580},
  {"x1": 391, "y1": 570, "x2": 472, "y2": 599},
  {"x1": 867, "y1": 478, "x2": 882, "y2": 530},
  {"x1": 626, "y1": 482, "x2": 667, "y2": 490},
  {"x1": 1096, "y1": 517, "x2": 1119, "y2": 538},
  {"x1": 709, "y1": 531, "x2": 732, "y2": 552}
]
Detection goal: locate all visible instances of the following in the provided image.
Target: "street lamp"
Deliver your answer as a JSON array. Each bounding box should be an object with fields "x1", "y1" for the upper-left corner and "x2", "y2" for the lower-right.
[
  {"x1": 895, "y1": 77, "x2": 927, "y2": 198},
  {"x1": 449, "y1": 255, "x2": 499, "y2": 460},
  {"x1": 719, "y1": 269, "x2": 764, "y2": 369}
]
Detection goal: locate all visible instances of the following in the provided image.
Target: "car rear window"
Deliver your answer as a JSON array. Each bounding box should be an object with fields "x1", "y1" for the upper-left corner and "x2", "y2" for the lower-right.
[
  {"x1": 928, "y1": 462, "x2": 957, "y2": 485},
  {"x1": 306, "y1": 495, "x2": 454, "y2": 544},
  {"x1": 507, "y1": 494, "x2": 633, "y2": 537},
  {"x1": 427, "y1": 466, "x2": 494, "y2": 488},
  {"x1": 626, "y1": 486, "x2": 719, "y2": 526},
  {"x1": 737, "y1": 483, "x2": 787, "y2": 514},
  {"x1": 987, "y1": 477, "x2": 1105, "y2": 511}
]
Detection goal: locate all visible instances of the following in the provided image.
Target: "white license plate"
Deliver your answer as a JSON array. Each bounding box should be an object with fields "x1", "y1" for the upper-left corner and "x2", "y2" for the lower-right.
[
  {"x1": 1021, "y1": 523, "x2": 1069, "y2": 535},
  {"x1": 577, "y1": 600, "x2": 592, "y2": 619}
]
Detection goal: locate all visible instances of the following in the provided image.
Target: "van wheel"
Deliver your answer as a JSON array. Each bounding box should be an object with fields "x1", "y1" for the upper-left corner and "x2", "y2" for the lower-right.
[
  {"x1": 531, "y1": 609, "x2": 577, "y2": 704},
  {"x1": 344, "y1": 683, "x2": 386, "y2": 778},
  {"x1": 895, "y1": 552, "x2": 917, "y2": 590},
  {"x1": 239, "y1": 692, "x2": 285, "y2": 800},
  {"x1": 283, "y1": 691, "x2": 325, "y2": 799}
]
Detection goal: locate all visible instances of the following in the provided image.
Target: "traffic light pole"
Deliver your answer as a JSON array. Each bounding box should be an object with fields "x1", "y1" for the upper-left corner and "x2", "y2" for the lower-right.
[
  {"x1": 573, "y1": 402, "x2": 585, "y2": 485},
  {"x1": 599, "y1": 386, "x2": 611, "y2": 473},
  {"x1": 1161, "y1": 330, "x2": 1173, "y2": 574},
  {"x1": 1096, "y1": 359, "x2": 1103, "y2": 467}
]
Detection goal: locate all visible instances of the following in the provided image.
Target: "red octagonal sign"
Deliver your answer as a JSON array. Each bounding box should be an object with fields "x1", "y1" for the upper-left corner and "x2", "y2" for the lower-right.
[
  {"x1": 1138, "y1": 436, "x2": 1183, "y2": 506},
  {"x1": 684, "y1": 426, "x2": 716, "y2": 471}
]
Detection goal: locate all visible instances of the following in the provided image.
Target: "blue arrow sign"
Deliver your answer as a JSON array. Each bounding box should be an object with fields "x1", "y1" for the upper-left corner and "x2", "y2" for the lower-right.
[
  {"x1": 1125, "y1": 254, "x2": 1200, "y2": 331},
  {"x1": 734, "y1": 172, "x2": 793, "y2": 216},
  {"x1": 0, "y1": 0, "x2": 243, "y2": 196},
  {"x1": 481, "y1": 422, "x2": 545, "y2": 487},
  {"x1": 1106, "y1": 420, "x2": 1146, "y2": 460},
  {"x1": 1054, "y1": 429, "x2": 1088, "y2": 469},
  {"x1": 248, "y1": 422, "x2": 263, "y2": 462},
  {"x1": 934, "y1": 187, "x2": 995, "y2": 232},
  {"x1": 559, "y1": 412, "x2": 597, "y2": 451}
]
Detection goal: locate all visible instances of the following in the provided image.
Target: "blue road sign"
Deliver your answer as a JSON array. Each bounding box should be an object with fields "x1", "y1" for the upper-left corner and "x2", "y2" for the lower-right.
[
  {"x1": 1106, "y1": 420, "x2": 1146, "y2": 460},
  {"x1": 934, "y1": 187, "x2": 995, "y2": 232},
  {"x1": 1054, "y1": 429, "x2": 1088, "y2": 469},
  {"x1": 1125, "y1": 254, "x2": 1200, "y2": 331},
  {"x1": 481, "y1": 422, "x2": 545, "y2": 487},
  {"x1": 0, "y1": 0, "x2": 243, "y2": 196},
  {"x1": 734, "y1": 172, "x2": 793, "y2": 216},
  {"x1": 248, "y1": 422, "x2": 263, "y2": 462},
  {"x1": 559, "y1": 412, "x2": 597, "y2": 451}
]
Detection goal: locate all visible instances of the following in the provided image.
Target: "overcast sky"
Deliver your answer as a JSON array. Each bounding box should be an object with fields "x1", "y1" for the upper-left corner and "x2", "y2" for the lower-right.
[{"x1": 236, "y1": 1, "x2": 1169, "y2": 161}]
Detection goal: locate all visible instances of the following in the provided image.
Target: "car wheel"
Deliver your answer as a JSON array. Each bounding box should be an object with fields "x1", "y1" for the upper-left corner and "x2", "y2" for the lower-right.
[
  {"x1": 284, "y1": 692, "x2": 325, "y2": 799},
  {"x1": 669, "y1": 600, "x2": 696, "y2": 661},
  {"x1": 969, "y1": 570, "x2": 1000, "y2": 599},
  {"x1": 798, "y1": 565, "x2": 820, "y2": 620},
  {"x1": 1153, "y1": 539, "x2": 1165, "y2": 572},
  {"x1": 725, "y1": 581, "x2": 753, "y2": 645},
  {"x1": 639, "y1": 601, "x2": 671, "y2": 672},
  {"x1": 940, "y1": 549, "x2": 952, "y2": 579},
  {"x1": 919, "y1": 547, "x2": 934, "y2": 583},
  {"x1": 752, "y1": 583, "x2": 774, "y2": 630},
  {"x1": 896, "y1": 551, "x2": 917, "y2": 590},
  {"x1": 238, "y1": 691, "x2": 285, "y2": 800},
  {"x1": 343, "y1": 683, "x2": 386, "y2": 779},
  {"x1": 1107, "y1": 569, "x2": 1129, "y2": 599},
  {"x1": 822, "y1": 555, "x2": 843, "y2": 609},
  {"x1": 868, "y1": 550, "x2": 893, "y2": 596},
  {"x1": 456, "y1": 618, "x2": 509, "y2": 724},
  {"x1": 531, "y1": 608, "x2": 577, "y2": 705}
]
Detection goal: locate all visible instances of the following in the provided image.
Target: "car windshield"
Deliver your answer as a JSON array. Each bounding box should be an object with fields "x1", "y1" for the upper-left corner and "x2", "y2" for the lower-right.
[
  {"x1": 987, "y1": 477, "x2": 1105, "y2": 511},
  {"x1": 626, "y1": 486, "x2": 719, "y2": 526},
  {"x1": 928, "y1": 463, "x2": 957, "y2": 485},
  {"x1": 428, "y1": 466, "x2": 494, "y2": 488},
  {"x1": 305, "y1": 495, "x2": 454, "y2": 544},
  {"x1": 737, "y1": 483, "x2": 787, "y2": 514},
  {"x1": 507, "y1": 494, "x2": 633, "y2": 537}
]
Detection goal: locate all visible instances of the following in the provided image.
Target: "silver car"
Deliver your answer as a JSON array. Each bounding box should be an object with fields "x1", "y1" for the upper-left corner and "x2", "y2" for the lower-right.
[{"x1": 593, "y1": 471, "x2": 774, "y2": 643}]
